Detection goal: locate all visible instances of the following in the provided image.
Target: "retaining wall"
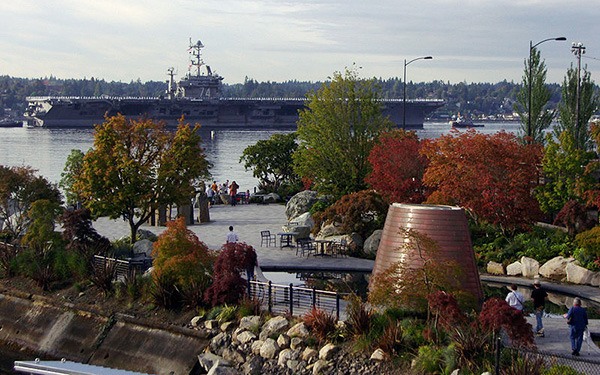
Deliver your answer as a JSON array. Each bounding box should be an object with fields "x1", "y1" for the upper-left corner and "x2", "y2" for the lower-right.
[{"x1": 0, "y1": 292, "x2": 208, "y2": 374}]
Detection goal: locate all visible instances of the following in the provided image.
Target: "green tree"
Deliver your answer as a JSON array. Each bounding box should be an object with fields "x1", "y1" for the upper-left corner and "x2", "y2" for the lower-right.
[
  {"x1": 554, "y1": 65, "x2": 599, "y2": 150},
  {"x1": 535, "y1": 131, "x2": 595, "y2": 215},
  {"x1": 240, "y1": 132, "x2": 300, "y2": 195},
  {"x1": 293, "y1": 68, "x2": 393, "y2": 198},
  {"x1": 18, "y1": 199, "x2": 68, "y2": 290},
  {"x1": 515, "y1": 47, "x2": 555, "y2": 144},
  {"x1": 75, "y1": 115, "x2": 210, "y2": 243},
  {"x1": 0, "y1": 165, "x2": 62, "y2": 241},
  {"x1": 59, "y1": 149, "x2": 85, "y2": 207}
]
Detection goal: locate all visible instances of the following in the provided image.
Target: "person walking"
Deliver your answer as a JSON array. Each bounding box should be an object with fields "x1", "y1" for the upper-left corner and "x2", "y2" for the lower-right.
[
  {"x1": 226, "y1": 225, "x2": 239, "y2": 243},
  {"x1": 505, "y1": 284, "x2": 525, "y2": 312},
  {"x1": 531, "y1": 279, "x2": 548, "y2": 337},
  {"x1": 229, "y1": 180, "x2": 239, "y2": 206},
  {"x1": 564, "y1": 297, "x2": 588, "y2": 356}
]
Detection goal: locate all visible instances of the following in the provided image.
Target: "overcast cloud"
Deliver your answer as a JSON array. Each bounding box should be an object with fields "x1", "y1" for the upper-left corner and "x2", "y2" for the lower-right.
[{"x1": 1, "y1": 0, "x2": 598, "y2": 84}]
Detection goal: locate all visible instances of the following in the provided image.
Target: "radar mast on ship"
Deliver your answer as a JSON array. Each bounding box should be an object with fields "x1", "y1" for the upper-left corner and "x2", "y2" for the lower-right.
[{"x1": 176, "y1": 38, "x2": 223, "y2": 99}]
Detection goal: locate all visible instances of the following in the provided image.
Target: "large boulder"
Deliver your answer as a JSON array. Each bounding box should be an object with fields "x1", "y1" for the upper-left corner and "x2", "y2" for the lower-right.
[
  {"x1": 132, "y1": 239, "x2": 153, "y2": 257},
  {"x1": 317, "y1": 223, "x2": 342, "y2": 238},
  {"x1": 539, "y1": 256, "x2": 573, "y2": 281},
  {"x1": 521, "y1": 256, "x2": 540, "y2": 278},
  {"x1": 566, "y1": 262, "x2": 595, "y2": 285},
  {"x1": 506, "y1": 261, "x2": 522, "y2": 276},
  {"x1": 285, "y1": 190, "x2": 319, "y2": 221},
  {"x1": 289, "y1": 212, "x2": 314, "y2": 230},
  {"x1": 263, "y1": 193, "x2": 280, "y2": 203},
  {"x1": 486, "y1": 261, "x2": 504, "y2": 275},
  {"x1": 259, "y1": 316, "x2": 289, "y2": 341},
  {"x1": 363, "y1": 230, "x2": 382, "y2": 258}
]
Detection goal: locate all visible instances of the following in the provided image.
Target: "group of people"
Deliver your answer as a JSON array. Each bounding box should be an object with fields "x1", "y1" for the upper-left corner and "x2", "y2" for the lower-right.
[
  {"x1": 505, "y1": 281, "x2": 589, "y2": 356},
  {"x1": 206, "y1": 179, "x2": 243, "y2": 206}
]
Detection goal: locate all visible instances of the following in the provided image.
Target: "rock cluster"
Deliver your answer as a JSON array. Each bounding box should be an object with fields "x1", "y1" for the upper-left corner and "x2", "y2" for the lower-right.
[
  {"x1": 193, "y1": 315, "x2": 394, "y2": 375},
  {"x1": 486, "y1": 255, "x2": 600, "y2": 287}
]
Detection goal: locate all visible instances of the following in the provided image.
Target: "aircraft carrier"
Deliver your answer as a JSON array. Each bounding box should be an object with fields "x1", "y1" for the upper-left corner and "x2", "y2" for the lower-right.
[{"x1": 24, "y1": 40, "x2": 444, "y2": 129}]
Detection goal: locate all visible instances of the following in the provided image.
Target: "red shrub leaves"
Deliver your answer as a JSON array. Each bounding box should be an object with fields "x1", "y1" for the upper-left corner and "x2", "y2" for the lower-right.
[
  {"x1": 427, "y1": 291, "x2": 467, "y2": 330},
  {"x1": 421, "y1": 129, "x2": 542, "y2": 232},
  {"x1": 479, "y1": 297, "x2": 534, "y2": 348},
  {"x1": 204, "y1": 242, "x2": 257, "y2": 307},
  {"x1": 366, "y1": 129, "x2": 428, "y2": 203}
]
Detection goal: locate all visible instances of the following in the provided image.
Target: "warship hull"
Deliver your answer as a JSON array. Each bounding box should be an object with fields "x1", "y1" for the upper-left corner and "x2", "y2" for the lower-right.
[
  {"x1": 24, "y1": 39, "x2": 444, "y2": 129},
  {"x1": 24, "y1": 96, "x2": 444, "y2": 129}
]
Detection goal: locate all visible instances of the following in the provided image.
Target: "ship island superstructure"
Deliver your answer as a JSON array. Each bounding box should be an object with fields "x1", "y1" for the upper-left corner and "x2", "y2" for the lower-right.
[{"x1": 24, "y1": 40, "x2": 444, "y2": 129}]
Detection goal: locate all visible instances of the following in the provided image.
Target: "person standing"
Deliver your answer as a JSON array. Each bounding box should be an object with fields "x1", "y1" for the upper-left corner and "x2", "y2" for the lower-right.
[
  {"x1": 564, "y1": 297, "x2": 588, "y2": 356},
  {"x1": 226, "y1": 225, "x2": 239, "y2": 243},
  {"x1": 229, "y1": 180, "x2": 239, "y2": 206},
  {"x1": 531, "y1": 280, "x2": 548, "y2": 337},
  {"x1": 505, "y1": 284, "x2": 525, "y2": 312}
]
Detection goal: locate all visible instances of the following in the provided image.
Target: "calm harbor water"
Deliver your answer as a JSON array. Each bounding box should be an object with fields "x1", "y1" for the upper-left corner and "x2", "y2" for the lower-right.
[{"x1": 0, "y1": 122, "x2": 521, "y2": 192}]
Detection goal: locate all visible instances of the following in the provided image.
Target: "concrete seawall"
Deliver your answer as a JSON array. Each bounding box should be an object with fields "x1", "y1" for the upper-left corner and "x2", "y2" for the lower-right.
[{"x1": 0, "y1": 292, "x2": 208, "y2": 374}]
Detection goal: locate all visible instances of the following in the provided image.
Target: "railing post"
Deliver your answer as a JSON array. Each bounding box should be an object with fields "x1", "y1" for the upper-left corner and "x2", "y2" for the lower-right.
[
  {"x1": 247, "y1": 279, "x2": 251, "y2": 297},
  {"x1": 495, "y1": 336, "x2": 501, "y2": 375},
  {"x1": 336, "y1": 293, "x2": 340, "y2": 321},
  {"x1": 268, "y1": 281, "x2": 273, "y2": 314},
  {"x1": 312, "y1": 287, "x2": 317, "y2": 309},
  {"x1": 289, "y1": 283, "x2": 294, "y2": 316}
]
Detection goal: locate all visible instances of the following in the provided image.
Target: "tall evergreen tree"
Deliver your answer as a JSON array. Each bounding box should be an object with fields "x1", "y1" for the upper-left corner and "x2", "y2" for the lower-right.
[
  {"x1": 554, "y1": 64, "x2": 599, "y2": 150},
  {"x1": 515, "y1": 47, "x2": 554, "y2": 144}
]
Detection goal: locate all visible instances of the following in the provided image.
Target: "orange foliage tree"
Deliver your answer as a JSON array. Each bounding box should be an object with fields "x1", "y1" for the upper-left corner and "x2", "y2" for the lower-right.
[
  {"x1": 151, "y1": 217, "x2": 214, "y2": 308},
  {"x1": 366, "y1": 129, "x2": 428, "y2": 203},
  {"x1": 420, "y1": 130, "x2": 542, "y2": 232}
]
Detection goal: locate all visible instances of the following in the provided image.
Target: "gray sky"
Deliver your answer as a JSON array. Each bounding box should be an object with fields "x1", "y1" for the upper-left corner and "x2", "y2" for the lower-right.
[{"x1": 1, "y1": 0, "x2": 599, "y2": 85}]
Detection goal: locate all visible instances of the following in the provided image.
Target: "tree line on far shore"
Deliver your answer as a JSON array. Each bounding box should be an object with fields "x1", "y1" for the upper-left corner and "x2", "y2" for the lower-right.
[{"x1": 0, "y1": 74, "x2": 570, "y2": 120}]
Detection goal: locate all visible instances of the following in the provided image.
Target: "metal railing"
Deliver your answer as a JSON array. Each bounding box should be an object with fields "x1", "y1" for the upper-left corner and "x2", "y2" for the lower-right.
[
  {"x1": 247, "y1": 280, "x2": 343, "y2": 321},
  {"x1": 92, "y1": 255, "x2": 152, "y2": 280}
]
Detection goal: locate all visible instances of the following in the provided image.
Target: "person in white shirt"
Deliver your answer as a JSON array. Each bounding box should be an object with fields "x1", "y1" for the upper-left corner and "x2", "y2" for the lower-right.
[
  {"x1": 505, "y1": 284, "x2": 525, "y2": 311},
  {"x1": 226, "y1": 226, "x2": 239, "y2": 243}
]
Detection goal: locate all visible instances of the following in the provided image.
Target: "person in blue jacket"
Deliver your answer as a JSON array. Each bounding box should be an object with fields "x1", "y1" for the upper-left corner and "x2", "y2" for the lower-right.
[{"x1": 564, "y1": 297, "x2": 588, "y2": 356}]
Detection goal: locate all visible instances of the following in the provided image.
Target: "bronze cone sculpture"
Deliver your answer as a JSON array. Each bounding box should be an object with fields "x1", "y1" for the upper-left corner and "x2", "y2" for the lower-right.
[{"x1": 371, "y1": 203, "x2": 483, "y2": 303}]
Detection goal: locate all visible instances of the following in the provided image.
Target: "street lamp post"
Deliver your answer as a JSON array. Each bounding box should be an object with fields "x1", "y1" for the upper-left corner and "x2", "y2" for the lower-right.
[
  {"x1": 403, "y1": 56, "x2": 432, "y2": 128},
  {"x1": 527, "y1": 37, "x2": 566, "y2": 140},
  {"x1": 571, "y1": 42, "x2": 586, "y2": 133}
]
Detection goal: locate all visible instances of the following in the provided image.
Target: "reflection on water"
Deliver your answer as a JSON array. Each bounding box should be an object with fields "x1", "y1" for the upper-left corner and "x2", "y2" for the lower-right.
[
  {"x1": 0, "y1": 122, "x2": 520, "y2": 193},
  {"x1": 262, "y1": 271, "x2": 369, "y2": 297}
]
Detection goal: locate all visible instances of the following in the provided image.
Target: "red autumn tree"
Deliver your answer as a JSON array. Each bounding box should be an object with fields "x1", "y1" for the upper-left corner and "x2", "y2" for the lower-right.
[
  {"x1": 366, "y1": 129, "x2": 427, "y2": 203},
  {"x1": 420, "y1": 129, "x2": 542, "y2": 232}
]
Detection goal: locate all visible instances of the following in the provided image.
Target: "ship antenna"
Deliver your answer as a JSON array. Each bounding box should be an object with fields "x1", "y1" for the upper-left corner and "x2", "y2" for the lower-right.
[
  {"x1": 166, "y1": 67, "x2": 176, "y2": 99},
  {"x1": 188, "y1": 39, "x2": 205, "y2": 77}
]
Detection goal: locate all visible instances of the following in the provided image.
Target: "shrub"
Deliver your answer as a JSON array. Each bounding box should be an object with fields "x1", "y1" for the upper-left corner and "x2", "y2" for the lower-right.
[
  {"x1": 345, "y1": 295, "x2": 373, "y2": 338},
  {"x1": 479, "y1": 297, "x2": 534, "y2": 348},
  {"x1": 500, "y1": 351, "x2": 546, "y2": 375},
  {"x1": 412, "y1": 345, "x2": 445, "y2": 374},
  {"x1": 204, "y1": 242, "x2": 257, "y2": 306},
  {"x1": 311, "y1": 189, "x2": 388, "y2": 242},
  {"x1": 303, "y1": 307, "x2": 337, "y2": 344},
  {"x1": 152, "y1": 217, "x2": 214, "y2": 308},
  {"x1": 574, "y1": 226, "x2": 600, "y2": 271},
  {"x1": 237, "y1": 296, "x2": 262, "y2": 318},
  {"x1": 216, "y1": 304, "x2": 238, "y2": 323}
]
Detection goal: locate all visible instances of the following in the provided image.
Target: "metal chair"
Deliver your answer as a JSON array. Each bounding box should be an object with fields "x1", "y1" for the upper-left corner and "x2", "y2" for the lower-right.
[
  {"x1": 260, "y1": 230, "x2": 276, "y2": 247},
  {"x1": 332, "y1": 239, "x2": 348, "y2": 257},
  {"x1": 295, "y1": 238, "x2": 316, "y2": 257}
]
